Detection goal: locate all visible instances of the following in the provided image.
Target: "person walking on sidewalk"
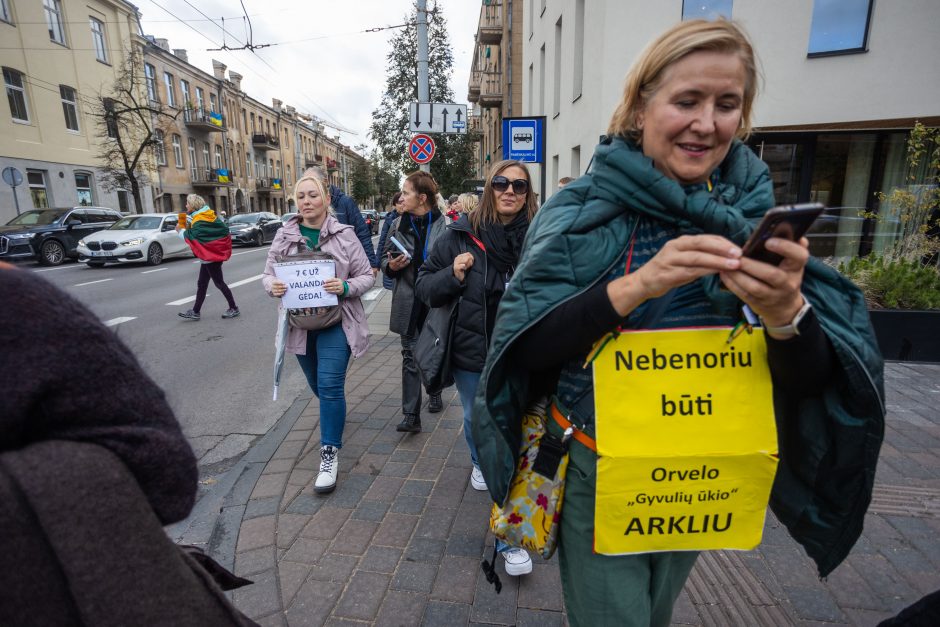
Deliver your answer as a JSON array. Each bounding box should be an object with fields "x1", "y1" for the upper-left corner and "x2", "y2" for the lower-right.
[
  {"x1": 177, "y1": 194, "x2": 239, "y2": 321},
  {"x1": 377, "y1": 192, "x2": 404, "y2": 290},
  {"x1": 416, "y1": 159, "x2": 538, "y2": 576},
  {"x1": 263, "y1": 175, "x2": 373, "y2": 494},
  {"x1": 381, "y1": 171, "x2": 448, "y2": 433}
]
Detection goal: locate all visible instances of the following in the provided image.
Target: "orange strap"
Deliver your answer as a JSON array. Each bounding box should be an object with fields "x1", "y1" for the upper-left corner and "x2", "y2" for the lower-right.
[{"x1": 550, "y1": 403, "x2": 597, "y2": 453}]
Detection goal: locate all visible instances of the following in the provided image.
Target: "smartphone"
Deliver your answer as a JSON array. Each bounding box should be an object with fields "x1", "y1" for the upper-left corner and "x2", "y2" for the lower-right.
[
  {"x1": 742, "y1": 203, "x2": 825, "y2": 265},
  {"x1": 388, "y1": 235, "x2": 412, "y2": 260}
]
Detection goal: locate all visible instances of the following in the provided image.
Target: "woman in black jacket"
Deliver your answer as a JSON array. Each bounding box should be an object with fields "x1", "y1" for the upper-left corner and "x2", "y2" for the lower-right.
[{"x1": 415, "y1": 160, "x2": 538, "y2": 576}]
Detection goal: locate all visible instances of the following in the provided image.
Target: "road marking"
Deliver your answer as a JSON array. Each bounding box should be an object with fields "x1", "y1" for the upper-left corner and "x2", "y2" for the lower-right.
[
  {"x1": 74, "y1": 278, "x2": 113, "y2": 287},
  {"x1": 166, "y1": 273, "x2": 264, "y2": 306},
  {"x1": 104, "y1": 316, "x2": 136, "y2": 327},
  {"x1": 142, "y1": 268, "x2": 167, "y2": 274},
  {"x1": 362, "y1": 287, "x2": 383, "y2": 301},
  {"x1": 33, "y1": 265, "x2": 78, "y2": 273}
]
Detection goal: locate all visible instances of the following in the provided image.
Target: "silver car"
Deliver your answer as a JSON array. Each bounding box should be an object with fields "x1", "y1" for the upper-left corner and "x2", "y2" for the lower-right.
[{"x1": 77, "y1": 213, "x2": 192, "y2": 267}]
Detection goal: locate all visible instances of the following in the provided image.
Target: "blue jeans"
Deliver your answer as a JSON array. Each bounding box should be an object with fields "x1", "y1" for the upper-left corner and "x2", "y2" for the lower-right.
[
  {"x1": 295, "y1": 324, "x2": 351, "y2": 448},
  {"x1": 453, "y1": 367, "x2": 509, "y2": 553}
]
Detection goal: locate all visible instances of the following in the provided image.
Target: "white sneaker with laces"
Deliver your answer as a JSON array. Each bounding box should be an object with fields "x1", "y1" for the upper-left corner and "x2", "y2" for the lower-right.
[
  {"x1": 315, "y1": 445, "x2": 338, "y2": 494},
  {"x1": 470, "y1": 466, "x2": 488, "y2": 491},
  {"x1": 501, "y1": 547, "x2": 533, "y2": 576}
]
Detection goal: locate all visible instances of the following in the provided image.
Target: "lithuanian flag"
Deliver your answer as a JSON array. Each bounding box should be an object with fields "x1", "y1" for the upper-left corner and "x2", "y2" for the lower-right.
[{"x1": 182, "y1": 206, "x2": 232, "y2": 262}]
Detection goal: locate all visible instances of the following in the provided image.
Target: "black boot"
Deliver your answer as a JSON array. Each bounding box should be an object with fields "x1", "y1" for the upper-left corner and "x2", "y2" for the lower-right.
[
  {"x1": 428, "y1": 393, "x2": 443, "y2": 413},
  {"x1": 396, "y1": 413, "x2": 422, "y2": 433}
]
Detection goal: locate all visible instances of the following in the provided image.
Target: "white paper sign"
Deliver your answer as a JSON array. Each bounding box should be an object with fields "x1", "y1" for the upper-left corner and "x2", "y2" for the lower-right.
[{"x1": 273, "y1": 260, "x2": 339, "y2": 309}]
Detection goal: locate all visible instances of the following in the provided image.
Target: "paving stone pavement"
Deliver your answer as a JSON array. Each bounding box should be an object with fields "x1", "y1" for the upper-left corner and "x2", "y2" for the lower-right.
[{"x1": 190, "y1": 290, "x2": 940, "y2": 626}]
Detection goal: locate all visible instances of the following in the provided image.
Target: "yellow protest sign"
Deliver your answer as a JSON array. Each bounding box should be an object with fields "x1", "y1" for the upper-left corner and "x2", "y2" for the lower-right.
[{"x1": 592, "y1": 328, "x2": 778, "y2": 555}]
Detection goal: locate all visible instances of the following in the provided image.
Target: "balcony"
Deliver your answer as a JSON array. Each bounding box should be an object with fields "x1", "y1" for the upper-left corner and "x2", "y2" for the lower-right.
[
  {"x1": 468, "y1": 109, "x2": 483, "y2": 142},
  {"x1": 183, "y1": 107, "x2": 226, "y2": 132},
  {"x1": 468, "y1": 70, "x2": 481, "y2": 103},
  {"x1": 478, "y1": 2, "x2": 502, "y2": 45},
  {"x1": 326, "y1": 158, "x2": 338, "y2": 173},
  {"x1": 478, "y1": 71, "x2": 503, "y2": 108},
  {"x1": 255, "y1": 178, "x2": 283, "y2": 193},
  {"x1": 304, "y1": 153, "x2": 323, "y2": 168},
  {"x1": 252, "y1": 133, "x2": 279, "y2": 151},
  {"x1": 191, "y1": 168, "x2": 232, "y2": 187}
]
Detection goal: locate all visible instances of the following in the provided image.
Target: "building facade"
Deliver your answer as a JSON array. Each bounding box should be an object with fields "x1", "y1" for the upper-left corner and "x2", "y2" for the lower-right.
[
  {"x1": 524, "y1": 0, "x2": 940, "y2": 259},
  {"x1": 0, "y1": 0, "x2": 153, "y2": 222}
]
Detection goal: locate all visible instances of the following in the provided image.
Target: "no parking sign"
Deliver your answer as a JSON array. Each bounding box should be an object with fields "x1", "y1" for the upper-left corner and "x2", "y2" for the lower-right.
[{"x1": 409, "y1": 134, "x2": 436, "y2": 164}]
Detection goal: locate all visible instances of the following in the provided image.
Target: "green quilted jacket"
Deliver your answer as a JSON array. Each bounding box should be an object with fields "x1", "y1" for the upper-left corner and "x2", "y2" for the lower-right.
[{"x1": 472, "y1": 136, "x2": 885, "y2": 577}]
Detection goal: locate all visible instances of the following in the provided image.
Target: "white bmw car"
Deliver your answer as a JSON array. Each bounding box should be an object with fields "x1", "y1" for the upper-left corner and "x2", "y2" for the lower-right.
[{"x1": 77, "y1": 213, "x2": 192, "y2": 267}]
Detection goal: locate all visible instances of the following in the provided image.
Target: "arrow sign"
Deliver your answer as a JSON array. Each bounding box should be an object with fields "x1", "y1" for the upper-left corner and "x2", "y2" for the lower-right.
[
  {"x1": 440, "y1": 108, "x2": 450, "y2": 133},
  {"x1": 409, "y1": 103, "x2": 433, "y2": 132},
  {"x1": 409, "y1": 133, "x2": 436, "y2": 164}
]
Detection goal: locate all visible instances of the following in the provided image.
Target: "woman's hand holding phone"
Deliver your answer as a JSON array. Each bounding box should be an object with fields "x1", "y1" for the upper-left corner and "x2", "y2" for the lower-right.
[{"x1": 387, "y1": 252, "x2": 410, "y2": 272}]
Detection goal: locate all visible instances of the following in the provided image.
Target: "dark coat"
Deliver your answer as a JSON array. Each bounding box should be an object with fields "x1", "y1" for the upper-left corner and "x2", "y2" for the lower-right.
[
  {"x1": 415, "y1": 216, "x2": 496, "y2": 373},
  {"x1": 376, "y1": 210, "x2": 399, "y2": 290},
  {"x1": 330, "y1": 185, "x2": 378, "y2": 268}
]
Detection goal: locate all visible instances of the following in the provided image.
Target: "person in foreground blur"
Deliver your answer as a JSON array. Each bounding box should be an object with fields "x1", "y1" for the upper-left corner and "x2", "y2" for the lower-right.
[
  {"x1": 472, "y1": 20, "x2": 884, "y2": 626},
  {"x1": 263, "y1": 176, "x2": 373, "y2": 494},
  {"x1": 381, "y1": 171, "x2": 448, "y2": 433},
  {"x1": 416, "y1": 160, "x2": 538, "y2": 576},
  {"x1": 377, "y1": 192, "x2": 404, "y2": 290},
  {"x1": 0, "y1": 263, "x2": 255, "y2": 626},
  {"x1": 557, "y1": 176, "x2": 574, "y2": 189},
  {"x1": 176, "y1": 193, "x2": 239, "y2": 321}
]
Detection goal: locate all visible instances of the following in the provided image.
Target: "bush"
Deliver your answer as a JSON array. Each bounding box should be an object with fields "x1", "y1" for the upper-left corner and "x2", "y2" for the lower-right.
[{"x1": 839, "y1": 256, "x2": 940, "y2": 310}]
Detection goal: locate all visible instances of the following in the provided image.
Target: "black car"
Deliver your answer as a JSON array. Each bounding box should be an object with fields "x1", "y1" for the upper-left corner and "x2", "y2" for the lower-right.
[
  {"x1": 0, "y1": 207, "x2": 123, "y2": 266},
  {"x1": 226, "y1": 211, "x2": 282, "y2": 246},
  {"x1": 362, "y1": 210, "x2": 379, "y2": 235}
]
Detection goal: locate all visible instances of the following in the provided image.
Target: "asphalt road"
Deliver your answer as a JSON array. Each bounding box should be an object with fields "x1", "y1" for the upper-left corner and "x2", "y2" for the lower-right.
[{"x1": 28, "y1": 237, "x2": 383, "y2": 480}]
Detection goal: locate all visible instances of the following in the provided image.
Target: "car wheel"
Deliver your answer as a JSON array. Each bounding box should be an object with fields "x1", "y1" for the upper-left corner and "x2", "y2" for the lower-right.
[
  {"x1": 147, "y1": 242, "x2": 164, "y2": 266},
  {"x1": 87, "y1": 261, "x2": 106, "y2": 268},
  {"x1": 254, "y1": 231, "x2": 264, "y2": 247},
  {"x1": 40, "y1": 240, "x2": 66, "y2": 266}
]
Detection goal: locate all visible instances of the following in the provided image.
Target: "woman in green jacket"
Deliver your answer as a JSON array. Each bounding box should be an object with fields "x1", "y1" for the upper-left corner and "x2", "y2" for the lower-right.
[{"x1": 473, "y1": 20, "x2": 884, "y2": 626}]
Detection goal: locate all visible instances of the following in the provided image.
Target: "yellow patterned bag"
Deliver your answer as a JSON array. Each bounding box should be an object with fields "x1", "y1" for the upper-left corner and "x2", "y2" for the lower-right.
[{"x1": 488, "y1": 400, "x2": 595, "y2": 559}]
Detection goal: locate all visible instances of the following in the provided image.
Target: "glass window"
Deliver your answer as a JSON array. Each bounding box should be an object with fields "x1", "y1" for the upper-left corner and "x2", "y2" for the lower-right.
[
  {"x1": 195, "y1": 86, "x2": 204, "y2": 110},
  {"x1": 90, "y1": 17, "x2": 107, "y2": 62},
  {"x1": 117, "y1": 189, "x2": 129, "y2": 212},
  {"x1": 163, "y1": 72, "x2": 176, "y2": 107},
  {"x1": 1, "y1": 0, "x2": 12, "y2": 23},
  {"x1": 202, "y1": 142, "x2": 210, "y2": 170},
  {"x1": 44, "y1": 0, "x2": 66, "y2": 44},
  {"x1": 144, "y1": 64, "x2": 157, "y2": 102},
  {"x1": 286, "y1": 165, "x2": 291, "y2": 185},
  {"x1": 172, "y1": 134, "x2": 183, "y2": 167},
  {"x1": 188, "y1": 138, "x2": 197, "y2": 177},
  {"x1": 682, "y1": 0, "x2": 733, "y2": 19},
  {"x1": 210, "y1": 93, "x2": 218, "y2": 113},
  {"x1": 4, "y1": 67, "x2": 29, "y2": 122},
  {"x1": 180, "y1": 79, "x2": 191, "y2": 107},
  {"x1": 154, "y1": 129, "x2": 166, "y2": 166},
  {"x1": 28, "y1": 171, "x2": 49, "y2": 208},
  {"x1": 60, "y1": 85, "x2": 79, "y2": 131},
  {"x1": 214, "y1": 144, "x2": 223, "y2": 169},
  {"x1": 808, "y1": 0, "x2": 873, "y2": 56},
  {"x1": 246, "y1": 152, "x2": 252, "y2": 177},
  {"x1": 75, "y1": 173, "x2": 92, "y2": 205}
]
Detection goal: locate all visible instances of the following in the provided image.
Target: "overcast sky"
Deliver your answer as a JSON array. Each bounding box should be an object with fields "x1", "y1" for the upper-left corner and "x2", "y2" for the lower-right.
[{"x1": 137, "y1": 0, "x2": 480, "y2": 152}]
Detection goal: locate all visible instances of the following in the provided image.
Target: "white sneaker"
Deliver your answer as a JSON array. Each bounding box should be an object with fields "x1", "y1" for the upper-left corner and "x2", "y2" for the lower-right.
[
  {"x1": 315, "y1": 445, "x2": 338, "y2": 494},
  {"x1": 501, "y1": 547, "x2": 533, "y2": 576},
  {"x1": 470, "y1": 466, "x2": 488, "y2": 491}
]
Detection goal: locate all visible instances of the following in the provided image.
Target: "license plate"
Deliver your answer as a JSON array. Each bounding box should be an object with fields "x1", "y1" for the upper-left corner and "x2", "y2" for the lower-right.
[{"x1": 89, "y1": 250, "x2": 107, "y2": 257}]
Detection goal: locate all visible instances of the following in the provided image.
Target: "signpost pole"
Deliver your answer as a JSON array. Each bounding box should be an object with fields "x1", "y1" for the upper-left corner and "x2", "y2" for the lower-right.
[{"x1": 416, "y1": 0, "x2": 431, "y2": 173}]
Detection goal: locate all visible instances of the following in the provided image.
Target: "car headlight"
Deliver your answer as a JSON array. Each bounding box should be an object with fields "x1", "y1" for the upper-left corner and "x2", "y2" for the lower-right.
[
  {"x1": 77, "y1": 239, "x2": 86, "y2": 247},
  {"x1": 8, "y1": 233, "x2": 31, "y2": 239},
  {"x1": 121, "y1": 237, "x2": 145, "y2": 247}
]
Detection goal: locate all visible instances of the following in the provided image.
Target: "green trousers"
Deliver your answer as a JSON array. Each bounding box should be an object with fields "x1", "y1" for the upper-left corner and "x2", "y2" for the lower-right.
[{"x1": 558, "y1": 438, "x2": 698, "y2": 627}]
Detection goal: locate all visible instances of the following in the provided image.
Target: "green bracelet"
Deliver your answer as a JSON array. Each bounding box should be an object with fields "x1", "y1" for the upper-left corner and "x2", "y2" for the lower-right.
[{"x1": 341, "y1": 281, "x2": 349, "y2": 297}]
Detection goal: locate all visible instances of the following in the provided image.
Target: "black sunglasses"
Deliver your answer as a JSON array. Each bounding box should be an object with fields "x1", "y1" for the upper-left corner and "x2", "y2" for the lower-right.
[{"x1": 491, "y1": 176, "x2": 529, "y2": 195}]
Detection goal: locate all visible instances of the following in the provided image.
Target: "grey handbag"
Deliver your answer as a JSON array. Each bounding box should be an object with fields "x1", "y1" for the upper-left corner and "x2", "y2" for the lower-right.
[{"x1": 276, "y1": 249, "x2": 343, "y2": 331}]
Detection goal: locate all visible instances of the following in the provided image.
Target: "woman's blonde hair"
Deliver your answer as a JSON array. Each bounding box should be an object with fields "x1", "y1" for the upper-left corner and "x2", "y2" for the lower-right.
[
  {"x1": 185, "y1": 193, "x2": 205, "y2": 211},
  {"x1": 471, "y1": 160, "x2": 538, "y2": 231},
  {"x1": 292, "y1": 175, "x2": 333, "y2": 214},
  {"x1": 607, "y1": 19, "x2": 760, "y2": 142},
  {"x1": 456, "y1": 193, "x2": 478, "y2": 214}
]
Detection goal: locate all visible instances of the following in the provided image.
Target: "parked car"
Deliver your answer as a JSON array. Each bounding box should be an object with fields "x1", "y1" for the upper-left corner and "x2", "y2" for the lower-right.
[
  {"x1": 76, "y1": 213, "x2": 192, "y2": 267},
  {"x1": 362, "y1": 210, "x2": 379, "y2": 235},
  {"x1": 0, "y1": 207, "x2": 122, "y2": 266},
  {"x1": 226, "y1": 212, "x2": 282, "y2": 246},
  {"x1": 281, "y1": 212, "x2": 298, "y2": 224}
]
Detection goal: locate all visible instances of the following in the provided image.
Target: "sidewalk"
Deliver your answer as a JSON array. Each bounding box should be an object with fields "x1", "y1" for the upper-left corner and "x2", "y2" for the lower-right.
[{"x1": 176, "y1": 288, "x2": 940, "y2": 626}]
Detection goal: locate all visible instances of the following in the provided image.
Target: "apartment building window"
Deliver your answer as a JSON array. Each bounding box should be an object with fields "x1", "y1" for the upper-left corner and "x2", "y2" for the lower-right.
[
  {"x1": 571, "y1": 146, "x2": 581, "y2": 178},
  {"x1": 269, "y1": 159, "x2": 274, "y2": 178},
  {"x1": 286, "y1": 165, "x2": 291, "y2": 185},
  {"x1": 210, "y1": 93, "x2": 218, "y2": 113},
  {"x1": 202, "y1": 142, "x2": 210, "y2": 171},
  {"x1": 172, "y1": 134, "x2": 183, "y2": 167},
  {"x1": 28, "y1": 171, "x2": 49, "y2": 208},
  {"x1": 242, "y1": 109, "x2": 247, "y2": 131},
  {"x1": 4, "y1": 67, "x2": 29, "y2": 122},
  {"x1": 573, "y1": 0, "x2": 584, "y2": 100},
  {"x1": 117, "y1": 190, "x2": 129, "y2": 212},
  {"x1": 1, "y1": 0, "x2": 12, "y2": 23},
  {"x1": 75, "y1": 173, "x2": 92, "y2": 205},
  {"x1": 163, "y1": 72, "x2": 176, "y2": 107},
  {"x1": 246, "y1": 152, "x2": 252, "y2": 177},
  {"x1": 195, "y1": 86, "x2": 204, "y2": 110},
  {"x1": 144, "y1": 64, "x2": 157, "y2": 102},
  {"x1": 275, "y1": 160, "x2": 281, "y2": 178},
  {"x1": 180, "y1": 79, "x2": 191, "y2": 108},
  {"x1": 539, "y1": 45, "x2": 546, "y2": 116},
  {"x1": 808, "y1": 0, "x2": 873, "y2": 56},
  {"x1": 553, "y1": 17, "x2": 562, "y2": 117},
  {"x1": 188, "y1": 138, "x2": 196, "y2": 177},
  {"x1": 44, "y1": 0, "x2": 66, "y2": 45},
  {"x1": 153, "y1": 129, "x2": 166, "y2": 166},
  {"x1": 60, "y1": 85, "x2": 79, "y2": 131},
  {"x1": 250, "y1": 112, "x2": 255, "y2": 132},
  {"x1": 682, "y1": 0, "x2": 732, "y2": 20},
  {"x1": 214, "y1": 144, "x2": 223, "y2": 169},
  {"x1": 89, "y1": 17, "x2": 108, "y2": 62}
]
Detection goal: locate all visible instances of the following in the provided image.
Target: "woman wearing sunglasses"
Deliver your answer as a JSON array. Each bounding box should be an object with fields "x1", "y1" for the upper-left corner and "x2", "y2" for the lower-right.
[{"x1": 415, "y1": 160, "x2": 538, "y2": 576}]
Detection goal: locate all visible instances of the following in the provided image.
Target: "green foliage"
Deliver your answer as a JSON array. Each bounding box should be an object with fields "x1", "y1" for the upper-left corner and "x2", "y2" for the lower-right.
[
  {"x1": 839, "y1": 256, "x2": 940, "y2": 310},
  {"x1": 349, "y1": 157, "x2": 375, "y2": 206},
  {"x1": 369, "y1": 0, "x2": 475, "y2": 195}
]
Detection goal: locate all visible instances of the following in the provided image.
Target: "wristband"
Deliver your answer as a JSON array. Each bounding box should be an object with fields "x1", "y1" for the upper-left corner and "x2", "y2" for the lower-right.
[{"x1": 341, "y1": 281, "x2": 349, "y2": 297}]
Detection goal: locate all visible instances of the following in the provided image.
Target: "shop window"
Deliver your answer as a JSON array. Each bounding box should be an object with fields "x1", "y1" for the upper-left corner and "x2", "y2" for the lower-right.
[
  {"x1": 808, "y1": 0, "x2": 873, "y2": 57},
  {"x1": 75, "y1": 172, "x2": 92, "y2": 205},
  {"x1": 28, "y1": 170, "x2": 49, "y2": 208}
]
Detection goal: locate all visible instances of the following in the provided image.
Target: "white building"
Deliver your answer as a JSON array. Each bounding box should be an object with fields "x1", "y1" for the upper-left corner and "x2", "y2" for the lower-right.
[{"x1": 524, "y1": 0, "x2": 939, "y2": 258}]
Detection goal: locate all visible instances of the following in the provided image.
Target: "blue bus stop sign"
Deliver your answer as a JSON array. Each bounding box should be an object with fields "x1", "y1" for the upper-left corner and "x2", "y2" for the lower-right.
[{"x1": 502, "y1": 117, "x2": 545, "y2": 163}]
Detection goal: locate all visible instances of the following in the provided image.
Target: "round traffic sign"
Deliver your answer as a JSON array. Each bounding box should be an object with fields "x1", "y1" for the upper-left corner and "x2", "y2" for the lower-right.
[
  {"x1": 2, "y1": 166, "x2": 23, "y2": 187},
  {"x1": 409, "y1": 134, "x2": 436, "y2": 164}
]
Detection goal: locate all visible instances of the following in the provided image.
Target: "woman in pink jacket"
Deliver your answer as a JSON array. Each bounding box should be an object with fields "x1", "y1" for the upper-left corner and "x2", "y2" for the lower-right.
[{"x1": 263, "y1": 175, "x2": 373, "y2": 494}]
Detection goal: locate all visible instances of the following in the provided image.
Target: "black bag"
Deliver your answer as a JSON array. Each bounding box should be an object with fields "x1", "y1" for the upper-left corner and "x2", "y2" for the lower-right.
[{"x1": 415, "y1": 296, "x2": 460, "y2": 390}]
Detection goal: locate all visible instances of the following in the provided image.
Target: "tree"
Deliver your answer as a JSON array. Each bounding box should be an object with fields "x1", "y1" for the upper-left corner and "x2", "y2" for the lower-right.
[
  {"x1": 370, "y1": 0, "x2": 475, "y2": 196},
  {"x1": 94, "y1": 52, "x2": 178, "y2": 213},
  {"x1": 349, "y1": 156, "x2": 375, "y2": 207}
]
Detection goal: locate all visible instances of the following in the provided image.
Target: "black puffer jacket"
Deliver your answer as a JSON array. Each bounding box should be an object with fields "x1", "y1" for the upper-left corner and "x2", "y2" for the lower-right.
[{"x1": 416, "y1": 216, "x2": 506, "y2": 373}]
